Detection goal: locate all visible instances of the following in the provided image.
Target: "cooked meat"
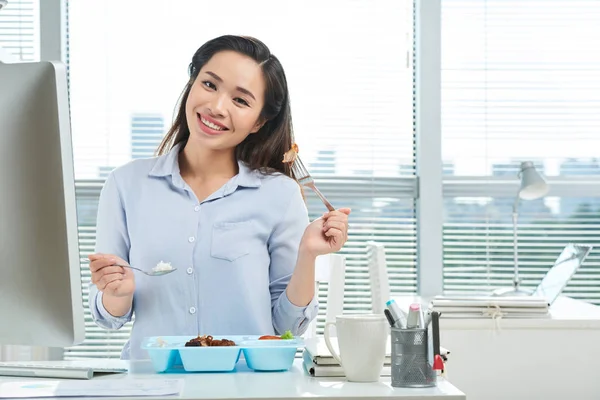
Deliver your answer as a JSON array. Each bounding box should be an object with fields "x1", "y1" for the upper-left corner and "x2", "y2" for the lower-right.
[{"x1": 185, "y1": 335, "x2": 236, "y2": 347}]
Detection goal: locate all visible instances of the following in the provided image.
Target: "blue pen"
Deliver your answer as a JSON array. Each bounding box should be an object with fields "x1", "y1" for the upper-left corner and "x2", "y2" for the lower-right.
[{"x1": 385, "y1": 299, "x2": 406, "y2": 329}]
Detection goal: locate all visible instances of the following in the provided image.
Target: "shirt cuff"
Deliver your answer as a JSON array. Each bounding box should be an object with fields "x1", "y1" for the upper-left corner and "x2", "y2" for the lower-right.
[
  {"x1": 94, "y1": 291, "x2": 133, "y2": 328},
  {"x1": 278, "y1": 290, "x2": 319, "y2": 331}
]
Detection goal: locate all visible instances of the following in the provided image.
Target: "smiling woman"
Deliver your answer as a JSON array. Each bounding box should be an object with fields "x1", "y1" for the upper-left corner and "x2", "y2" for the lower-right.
[
  {"x1": 86, "y1": 35, "x2": 351, "y2": 360},
  {"x1": 157, "y1": 37, "x2": 294, "y2": 182}
]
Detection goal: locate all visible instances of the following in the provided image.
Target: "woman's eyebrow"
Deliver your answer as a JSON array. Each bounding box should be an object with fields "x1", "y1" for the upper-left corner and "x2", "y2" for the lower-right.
[{"x1": 205, "y1": 71, "x2": 256, "y2": 101}]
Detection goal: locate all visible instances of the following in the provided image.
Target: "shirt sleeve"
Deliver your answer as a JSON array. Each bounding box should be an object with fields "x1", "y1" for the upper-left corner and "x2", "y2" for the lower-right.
[
  {"x1": 88, "y1": 171, "x2": 133, "y2": 330},
  {"x1": 269, "y1": 182, "x2": 319, "y2": 336}
]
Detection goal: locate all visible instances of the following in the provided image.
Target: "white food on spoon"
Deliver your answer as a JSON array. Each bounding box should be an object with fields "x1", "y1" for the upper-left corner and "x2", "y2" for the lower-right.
[{"x1": 152, "y1": 261, "x2": 174, "y2": 272}]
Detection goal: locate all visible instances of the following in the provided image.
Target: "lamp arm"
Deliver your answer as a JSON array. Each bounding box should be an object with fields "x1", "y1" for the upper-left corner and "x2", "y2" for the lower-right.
[
  {"x1": 512, "y1": 193, "x2": 521, "y2": 215},
  {"x1": 512, "y1": 193, "x2": 521, "y2": 291}
]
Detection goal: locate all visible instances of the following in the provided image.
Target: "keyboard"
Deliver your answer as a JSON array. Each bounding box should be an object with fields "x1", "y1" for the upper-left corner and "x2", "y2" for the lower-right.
[{"x1": 0, "y1": 359, "x2": 128, "y2": 380}]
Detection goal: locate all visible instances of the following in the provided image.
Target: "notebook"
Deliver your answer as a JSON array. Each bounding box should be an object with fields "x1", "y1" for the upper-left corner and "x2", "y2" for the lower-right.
[
  {"x1": 303, "y1": 336, "x2": 391, "y2": 366},
  {"x1": 302, "y1": 351, "x2": 391, "y2": 377}
]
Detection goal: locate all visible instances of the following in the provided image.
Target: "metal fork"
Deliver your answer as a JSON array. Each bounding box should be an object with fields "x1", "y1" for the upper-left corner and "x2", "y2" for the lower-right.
[{"x1": 291, "y1": 155, "x2": 335, "y2": 211}]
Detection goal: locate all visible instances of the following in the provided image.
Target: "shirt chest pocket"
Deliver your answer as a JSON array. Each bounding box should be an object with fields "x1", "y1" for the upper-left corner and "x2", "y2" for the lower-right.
[{"x1": 211, "y1": 220, "x2": 256, "y2": 262}]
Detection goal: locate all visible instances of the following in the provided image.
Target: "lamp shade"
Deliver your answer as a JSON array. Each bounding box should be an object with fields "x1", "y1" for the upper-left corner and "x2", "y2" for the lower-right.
[{"x1": 518, "y1": 161, "x2": 549, "y2": 200}]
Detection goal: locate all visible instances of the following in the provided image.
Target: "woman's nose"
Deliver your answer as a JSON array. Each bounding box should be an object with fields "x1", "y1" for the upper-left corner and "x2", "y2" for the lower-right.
[{"x1": 209, "y1": 94, "x2": 227, "y2": 117}]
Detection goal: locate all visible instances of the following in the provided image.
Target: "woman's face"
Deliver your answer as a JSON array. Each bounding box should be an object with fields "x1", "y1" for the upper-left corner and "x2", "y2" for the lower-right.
[{"x1": 185, "y1": 50, "x2": 266, "y2": 152}]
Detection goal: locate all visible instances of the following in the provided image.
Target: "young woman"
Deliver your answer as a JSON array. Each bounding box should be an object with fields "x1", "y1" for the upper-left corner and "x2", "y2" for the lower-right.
[{"x1": 87, "y1": 35, "x2": 350, "y2": 360}]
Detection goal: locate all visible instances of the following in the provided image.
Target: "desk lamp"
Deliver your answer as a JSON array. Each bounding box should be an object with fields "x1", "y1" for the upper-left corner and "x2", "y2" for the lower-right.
[{"x1": 493, "y1": 161, "x2": 549, "y2": 296}]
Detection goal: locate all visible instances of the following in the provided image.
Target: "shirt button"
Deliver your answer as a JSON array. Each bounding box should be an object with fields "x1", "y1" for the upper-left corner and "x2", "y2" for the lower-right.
[
  {"x1": 187, "y1": 267, "x2": 193, "y2": 275},
  {"x1": 189, "y1": 307, "x2": 196, "y2": 314},
  {"x1": 188, "y1": 236, "x2": 195, "y2": 243},
  {"x1": 194, "y1": 206, "x2": 200, "y2": 212}
]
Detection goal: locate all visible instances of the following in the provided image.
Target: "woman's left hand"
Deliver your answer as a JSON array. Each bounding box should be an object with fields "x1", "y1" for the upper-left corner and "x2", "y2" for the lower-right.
[{"x1": 299, "y1": 208, "x2": 351, "y2": 258}]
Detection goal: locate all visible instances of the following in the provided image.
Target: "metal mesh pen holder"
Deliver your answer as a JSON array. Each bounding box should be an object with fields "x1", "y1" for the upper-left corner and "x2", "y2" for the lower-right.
[{"x1": 391, "y1": 327, "x2": 437, "y2": 388}]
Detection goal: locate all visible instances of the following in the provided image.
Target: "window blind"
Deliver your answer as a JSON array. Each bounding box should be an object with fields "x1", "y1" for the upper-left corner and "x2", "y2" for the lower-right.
[
  {"x1": 441, "y1": 0, "x2": 600, "y2": 302},
  {"x1": 0, "y1": 0, "x2": 38, "y2": 61},
  {"x1": 63, "y1": 0, "x2": 417, "y2": 359}
]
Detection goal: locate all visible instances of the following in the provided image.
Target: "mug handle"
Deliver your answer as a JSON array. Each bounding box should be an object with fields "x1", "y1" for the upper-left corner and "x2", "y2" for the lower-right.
[{"x1": 324, "y1": 321, "x2": 343, "y2": 367}]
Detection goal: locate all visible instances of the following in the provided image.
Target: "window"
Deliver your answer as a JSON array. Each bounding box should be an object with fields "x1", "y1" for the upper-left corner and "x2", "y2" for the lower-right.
[
  {"x1": 441, "y1": 0, "x2": 600, "y2": 301},
  {"x1": 63, "y1": 0, "x2": 416, "y2": 359},
  {"x1": 0, "y1": 0, "x2": 39, "y2": 62}
]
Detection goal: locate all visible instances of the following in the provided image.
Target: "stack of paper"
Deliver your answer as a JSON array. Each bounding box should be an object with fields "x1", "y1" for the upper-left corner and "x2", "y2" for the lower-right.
[{"x1": 430, "y1": 295, "x2": 550, "y2": 318}]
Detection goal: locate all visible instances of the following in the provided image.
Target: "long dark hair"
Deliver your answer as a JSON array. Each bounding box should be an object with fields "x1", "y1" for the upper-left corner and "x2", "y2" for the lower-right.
[{"x1": 157, "y1": 35, "x2": 294, "y2": 178}]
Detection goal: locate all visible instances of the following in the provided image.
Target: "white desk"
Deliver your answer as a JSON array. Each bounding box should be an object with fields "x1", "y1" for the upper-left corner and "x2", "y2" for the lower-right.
[
  {"x1": 0, "y1": 359, "x2": 466, "y2": 400},
  {"x1": 398, "y1": 295, "x2": 600, "y2": 400}
]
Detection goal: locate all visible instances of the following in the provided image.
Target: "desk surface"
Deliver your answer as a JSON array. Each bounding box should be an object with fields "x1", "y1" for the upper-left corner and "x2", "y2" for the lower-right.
[{"x1": 0, "y1": 359, "x2": 466, "y2": 400}]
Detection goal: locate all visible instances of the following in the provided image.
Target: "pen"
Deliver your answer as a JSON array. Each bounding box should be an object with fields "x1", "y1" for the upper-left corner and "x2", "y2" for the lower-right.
[
  {"x1": 424, "y1": 310, "x2": 432, "y2": 327},
  {"x1": 384, "y1": 309, "x2": 397, "y2": 328},
  {"x1": 406, "y1": 303, "x2": 425, "y2": 328},
  {"x1": 431, "y1": 311, "x2": 444, "y2": 374},
  {"x1": 385, "y1": 299, "x2": 406, "y2": 329}
]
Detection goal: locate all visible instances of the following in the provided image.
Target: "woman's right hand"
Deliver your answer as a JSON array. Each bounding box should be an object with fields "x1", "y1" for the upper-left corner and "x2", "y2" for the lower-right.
[{"x1": 88, "y1": 253, "x2": 135, "y2": 298}]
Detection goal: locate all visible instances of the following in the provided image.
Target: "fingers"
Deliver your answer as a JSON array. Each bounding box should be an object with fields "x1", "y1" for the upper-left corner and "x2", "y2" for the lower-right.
[
  {"x1": 323, "y1": 208, "x2": 351, "y2": 218},
  {"x1": 97, "y1": 272, "x2": 124, "y2": 291},
  {"x1": 324, "y1": 228, "x2": 346, "y2": 250},
  {"x1": 324, "y1": 227, "x2": 344, "y2": 238},
  {"x1": 88, "y1": 254, "x2": 128, "y2": 273},
  {"x1": 104, "y1": 278, "x2": 127, "y2": 293},
  {"x1": 323, "y1": 210, "x2": 349, "y2": 241},
  {"x1": 91, "y1": 266, "x2": 125, "y2": 284},
  {"x1": 323, "y1": 210, "x2": 351, "y2": 224},
  {"x1": 88, "y1": 253, "x2": 105, "y2": 262},
  {"x1": 323, "y1": 220, "x2": 346, "y2": 233},
  {"x1": 318, "y1": 211, "x2": 348, "y2": 243},
  {"x1": 89, "y1": 259, "x2": 114, "y2": 273},
  {"x1": 89, "y1": 257, "x2": 119, "y2": 273}
]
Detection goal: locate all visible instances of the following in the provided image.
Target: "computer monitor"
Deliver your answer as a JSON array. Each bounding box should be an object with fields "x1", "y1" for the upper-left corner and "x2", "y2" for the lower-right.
[{"x1": 0, "y1": 61, "x2": 85, "y2": 347}]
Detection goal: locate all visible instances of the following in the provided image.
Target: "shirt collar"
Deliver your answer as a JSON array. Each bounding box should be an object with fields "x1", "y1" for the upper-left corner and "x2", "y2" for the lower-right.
[
  {"x1": 148, "y1": 142, "x2": 182, "y2": 178},
  {"x1": 148, "y1": 142, "x2": 262, "y2": 190},
  {"x1": 225, "y1": 160, "x2": 262, "y2": 195}
]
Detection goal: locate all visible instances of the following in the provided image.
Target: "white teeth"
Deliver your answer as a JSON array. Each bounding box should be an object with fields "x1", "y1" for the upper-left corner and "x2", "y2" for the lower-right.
[{"x1": 200, "y1": 116, "x2": 224, "y2": 131}]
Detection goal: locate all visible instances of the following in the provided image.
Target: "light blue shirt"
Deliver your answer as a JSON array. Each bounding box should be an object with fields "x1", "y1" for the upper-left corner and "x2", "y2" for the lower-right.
[{"x1": 89, "y1": 143, "x2": 318, "y2": 360}]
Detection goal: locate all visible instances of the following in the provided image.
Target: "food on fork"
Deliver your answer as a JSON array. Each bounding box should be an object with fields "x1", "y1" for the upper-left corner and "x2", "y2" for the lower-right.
[
  {"x1": 152, "y1": 261, "x2": 174, "y2": 273},
  {"x1": 185, "y1": 335, "x2": 236, "y2": 347},
  {"x1": 282, "y1": 143, "x2": 299, "y2": 164},
  {"x1": 259, "y1": 330, "x2": 294, "y2": 340}
]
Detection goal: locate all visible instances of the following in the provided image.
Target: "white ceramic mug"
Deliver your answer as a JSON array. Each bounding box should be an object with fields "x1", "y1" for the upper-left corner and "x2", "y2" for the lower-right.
[{"x1": 324, "y1": 314, "x2": 389, "y2": 382}]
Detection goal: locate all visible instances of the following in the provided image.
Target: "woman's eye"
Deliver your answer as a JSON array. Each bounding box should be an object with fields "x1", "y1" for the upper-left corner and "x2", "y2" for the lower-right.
[
  {"x1": 202, "y1": 81, "x2": 216, "y2": 90},
  {"x1": 234, "y1": 98, "x2": 249, "y2": 106}
]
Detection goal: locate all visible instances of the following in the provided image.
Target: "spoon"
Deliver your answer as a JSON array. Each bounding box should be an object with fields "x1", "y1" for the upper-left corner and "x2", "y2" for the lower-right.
[{"x1": 112, "y1": 263, "x2": 177, "y2": 277}]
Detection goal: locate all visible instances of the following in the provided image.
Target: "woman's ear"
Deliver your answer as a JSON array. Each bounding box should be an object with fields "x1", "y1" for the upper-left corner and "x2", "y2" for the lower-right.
[{"x1": 250, "y1": 117, "x2": 267, "y2": 134}]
